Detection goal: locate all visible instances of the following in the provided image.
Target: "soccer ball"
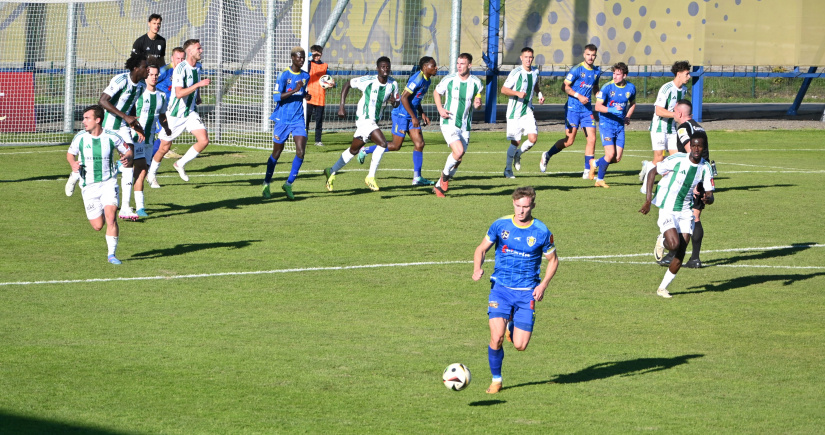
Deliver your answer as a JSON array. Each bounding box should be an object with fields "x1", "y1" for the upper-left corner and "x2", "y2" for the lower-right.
[
  {"x1": 319, "y1": 74, "x2": 335, "y2": 89},
  {"x1": 442, "y1": 363, "x2": 471, "y2": 391}
]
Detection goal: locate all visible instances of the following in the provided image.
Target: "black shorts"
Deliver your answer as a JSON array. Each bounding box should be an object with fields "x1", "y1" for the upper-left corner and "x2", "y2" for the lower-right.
[{"x1": 692, "y1": 192, "x2": 705, "y2": 210}]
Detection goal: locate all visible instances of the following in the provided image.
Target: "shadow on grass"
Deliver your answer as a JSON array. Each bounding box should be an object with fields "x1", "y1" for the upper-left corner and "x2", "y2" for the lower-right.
[
  {"x1": 706, "y1": 242, "x2": 818, "y2": 266},
  {"x1": 503, "y1": 354, "x2": 704, "y2": 391},
  {"x1": 468, "y1": 400, "x2": 506, "y2": 406},
  {"x1": 0, "y1": 411, "x2": 130, "y2": 435},
  {"x1": 677, "y1": 272, "x2": 825, "y2": 295},
  {"x1": 130, "y1": 240, "x2": 262, "y2": 259},
  {"x1": 713, "y1": 183, "x2": 795, "y2": 193}
]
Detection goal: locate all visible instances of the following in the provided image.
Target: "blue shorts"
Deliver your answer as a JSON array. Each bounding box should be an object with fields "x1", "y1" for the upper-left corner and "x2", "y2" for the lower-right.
[
  {"x1": 273, "y1": 121, "x2": 307, "y2": 144},
  {"x1": 391, "y1": 113, "x2": 420, "y2": 138},
  {"x1": 566, "y1": 110, "x2": 596, "y2": 129},
  {"x1": 599, "y1": 125, "x2": 626, "y2": 148},
  {"x1": 487, "y1": 282, "x2": 536, "y2": 332}
]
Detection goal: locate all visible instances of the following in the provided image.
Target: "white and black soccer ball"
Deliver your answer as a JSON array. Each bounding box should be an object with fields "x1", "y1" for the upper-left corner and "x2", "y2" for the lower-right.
[
  {"x1": 319, "y1": 74, "x2": 335, "y2": 89},
  {"x1": 442, "y1": 363, "x2": 471, "y2": 391}
]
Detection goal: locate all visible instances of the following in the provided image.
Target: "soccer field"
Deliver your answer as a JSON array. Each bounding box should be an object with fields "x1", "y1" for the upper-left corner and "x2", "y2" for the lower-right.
[{"x1": 1, "y1": 130, "x2": 824, "y2": 433}]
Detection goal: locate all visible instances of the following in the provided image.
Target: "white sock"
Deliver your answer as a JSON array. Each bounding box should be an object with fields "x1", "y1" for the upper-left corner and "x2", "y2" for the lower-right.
[
  {"x1": 120, "y1": 167, "x2": 134, "y2": 210},
  {"x1": 443, "y1": 154, "x2": 459, "y2": 177},
  {"x1": 148, "y1": 159, "x2": 160, "y2": 178},
  {"x1": 177, "y1": 146, "x2": 200, "y2": 167},
  {"x1": 331, "y1": 149, "x2": 354, "y2": 174},
  {"x1": 659, "y1": 270, "x2": 677, "y2": 289},
  {"x1": 135, "y1": 191, "x2": 145, "y2": 210},
  {"x1": 106, "y1": 235, "x2": 118, "y2": 257},
  {"x1": 520, "y1": 140, "x2": 535, "y2": 153},
  {"x1": 368, "y1": 146, "x2": 386, "y2": 177},
  {"x1": 69, "y1": 171, "x2": 80, "y2": 181}
]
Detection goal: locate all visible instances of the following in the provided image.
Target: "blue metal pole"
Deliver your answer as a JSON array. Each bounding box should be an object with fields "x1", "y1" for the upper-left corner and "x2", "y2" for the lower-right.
[
  {"x1": 691, "y1": 66, "x2": 704, "y2": 122},
  {"x1": 787, "y1": 66, "x2": 817, "y2": 116},
  {"x1": 484, "y1": 0, "x2": 500, "y2": 123}
]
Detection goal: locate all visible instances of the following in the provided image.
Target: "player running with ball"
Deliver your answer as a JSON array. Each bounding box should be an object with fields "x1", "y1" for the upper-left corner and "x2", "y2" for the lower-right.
[{"x1": 473, "y1": 186, "x2": 559, "y2": 393}]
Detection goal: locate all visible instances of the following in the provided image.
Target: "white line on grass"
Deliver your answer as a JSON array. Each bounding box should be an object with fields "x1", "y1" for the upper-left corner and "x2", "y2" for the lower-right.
[{"x1": 1, "y1": 244, "x2": 822, "y2": 287}]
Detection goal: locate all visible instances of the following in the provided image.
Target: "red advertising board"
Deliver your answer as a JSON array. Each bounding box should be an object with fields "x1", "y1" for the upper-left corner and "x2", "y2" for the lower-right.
[{"x1": 0, "y1": 72, "x2": 36, "y2": 133}]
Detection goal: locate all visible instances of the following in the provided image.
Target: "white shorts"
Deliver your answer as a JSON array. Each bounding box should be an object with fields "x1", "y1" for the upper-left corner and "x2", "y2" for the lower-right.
[
  {"x1": 657, "y1": 208, "x2": 695, "y2": 235},
  {"x1": 506, "y1": 112, "x2": 537, "y2": 142},
  {"x1": 81, "y1": 178, "x2": 119, "y2": 220},
  {"x1": 651, "y1": 131, "x2": 678, "y2": 152},
  {"x1": 354, "y1": 119, "x2": 380, "y2": 143},
  {"x1": 112, "y1": 124, "x2": 134, "y2": 145},
  {"x1": 157, "y1": 112, "x2": 205, "y2": 142},
  {"x1": 440, "y1": 124, "x2": 469, "y2": 150}
]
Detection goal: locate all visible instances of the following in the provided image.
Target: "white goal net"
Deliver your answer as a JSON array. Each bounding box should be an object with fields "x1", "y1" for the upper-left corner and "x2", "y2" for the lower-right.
[{"x1": 0, "y1": 0, "x2": 305, "y2": 149}]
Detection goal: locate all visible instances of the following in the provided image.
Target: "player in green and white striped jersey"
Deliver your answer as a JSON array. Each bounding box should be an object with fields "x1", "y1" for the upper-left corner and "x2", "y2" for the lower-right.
[
  {"x1": 97, "y1": 54, "x2": 148, "y2": 221},
  {"x1": 66, "y1": 105, "x2": 133, "y2": 265},
  {"x1": 640, "y1": 60, "x2": 691, "y2": 186},
  {"x1": 501, "y1": 47, "x2": 544, "y2": 178},
  {"x1": 639, "y1": 132, "x2": 715, "y2": 298},
  {"x1": 323, "y1": 57, "x2": 399, "y2": 192},
  {"x1": 148, "y1": 39, "x2": 211, "y2": 187},
  {"x1": 128, "y1": 63, "x2": 170, "y2": 218},
  {"x1": 432, "y1": 53, "x2": 482, "y2": 197}
]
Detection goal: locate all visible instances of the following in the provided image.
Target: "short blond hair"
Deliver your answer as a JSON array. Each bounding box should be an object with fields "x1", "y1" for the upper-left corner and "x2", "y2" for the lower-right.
[{"x1": 290, "y1": 46, "x2": 305, "y2": 56}]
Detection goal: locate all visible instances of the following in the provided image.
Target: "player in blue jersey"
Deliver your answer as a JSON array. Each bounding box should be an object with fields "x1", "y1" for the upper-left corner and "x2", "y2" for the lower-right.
[
  {"x1": 262, "y1": 47, "x2": 311, "y2": 200},
  {"x1": 359, "y1": 56, "x2": 438, "y2": 186},
  {"x1": 589, "y1": 62, "x2": 636, "y2": 188},
  {"x1": 472, "y1": 186, "x2": 559, "y2": 394},
  {"x1": 539, "y1": 44, "x2": 600, "y2": 178}
]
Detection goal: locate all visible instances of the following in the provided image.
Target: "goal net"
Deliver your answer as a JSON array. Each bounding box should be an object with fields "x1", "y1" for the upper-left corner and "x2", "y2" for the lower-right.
[{"x1": 0, "y1": 0, "x2": 305, "y2": 150}]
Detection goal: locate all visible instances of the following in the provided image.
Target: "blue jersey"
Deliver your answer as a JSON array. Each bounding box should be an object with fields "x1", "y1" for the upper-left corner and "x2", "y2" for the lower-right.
[
  {"x1": 485, "y1": 215, "x2": 556, "y2": 290},
  {"x1": 596, "y1": 80, "x2": 636, "y2": 129},
  {"x1": 157, "y1": 64, "x2": 175, "y2": 100},
  {"x1": 391, "y1": 70, "x2": 432, "y2": 119},
  {"x1": 269, "y1": 68, "x2": 310, "y2": 124},
  {"x1": 564, "y1": 62, "x2": 600, "y2": 113}
]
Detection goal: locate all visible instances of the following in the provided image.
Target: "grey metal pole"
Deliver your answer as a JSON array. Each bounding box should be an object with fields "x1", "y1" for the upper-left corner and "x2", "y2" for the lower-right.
[
  {"x1": 262, "y1": 0, "x2": 276, "y2": 131},
  {"x1": 316, "y1": 0, "x2": 350, "y2": 48},
  {"x1": 449, "y1": 0, "x2": 461, "y2": 73},
  {"x1": 63, "y1": 2, "x2": 77, "y2": 133}
]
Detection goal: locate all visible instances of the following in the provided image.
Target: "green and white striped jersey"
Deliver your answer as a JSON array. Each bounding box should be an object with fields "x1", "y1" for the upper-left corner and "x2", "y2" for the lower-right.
[
  {"x1": 351, "y1": 75, "x2": 399, "y2": 122},
  {"x1": 67, "y1": 130, "x2": 129, "y2": 187},
  {"x1": 435, "y1": 73, "x2": 483, "y2": 130},
  {"x1": 649, "y1": 81, "x2": 687, "y2": 134},
  {"x1": 653, "y1": 153, "x2": 715, "y2": 212},
  {"x1": 134, "y1": 89, "x2": 168, "y2": 143},
  {"x1": 503, "y1": 66, "x2": 538, "y2": 120},
  {"x1": 101, "y1": 73, "x2": 145, "y2": 130},
  {"x1": 167, "y1": 61, "x2": 200, "y2": 118}
]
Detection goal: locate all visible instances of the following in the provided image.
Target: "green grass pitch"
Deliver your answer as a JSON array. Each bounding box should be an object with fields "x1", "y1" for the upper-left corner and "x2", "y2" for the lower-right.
[{"x1": 1, "y1": 130, "x2": 824, "y2": 433}]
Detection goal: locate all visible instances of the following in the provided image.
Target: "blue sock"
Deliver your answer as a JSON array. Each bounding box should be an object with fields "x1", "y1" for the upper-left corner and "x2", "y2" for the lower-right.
[
  {"x1": 546, "y1": 140, "x2": 564, "y2": 159},
  {"x1": 287, "y1": 156, "x2": 303, "y2": 184},
  {"x1": 488, "y1": 346, "x2": 504, "y2": 379},
  {"x1": 412, "y1": 150, "x2": 423, "y2": 179},
  {"x1": 585, "y1": 155, "x2": 594, "y2": 170},
  {"x1": 364, "y1": 145, "x2": 377, "y2": 154},
  {"x1": 597, "y1": 157, "x2": 609, "y2": 180},
  {"x1": 264, "y1": 155, "x2": 278, "y2": 184}
]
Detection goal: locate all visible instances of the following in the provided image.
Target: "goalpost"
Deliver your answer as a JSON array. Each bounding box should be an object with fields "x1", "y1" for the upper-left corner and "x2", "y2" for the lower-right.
[{"x1": 0, "y1": 0, "x2": 307, "y2": 150}]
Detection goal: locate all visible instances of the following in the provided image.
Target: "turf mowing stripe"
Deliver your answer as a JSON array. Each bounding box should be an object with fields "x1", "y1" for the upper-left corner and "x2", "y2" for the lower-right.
[{"x1": 1, "y1": 244, "x2": 821, "y2": 287}]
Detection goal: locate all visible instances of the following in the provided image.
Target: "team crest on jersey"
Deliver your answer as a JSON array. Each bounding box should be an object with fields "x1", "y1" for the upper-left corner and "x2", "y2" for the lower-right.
[
  {"x1": 626, "y1": 92, "x2": 631, "y2": 98},
  {"x1": 610, "y1": 91, "x2": 615, "y2": 97},
  {"x1": 580, "y1": 72, "x2": 586, "y2": 78},
  {"x1": 488, "y1": 301, "x2": 499, "y2": 309},
  {"x1": 527, "y1": 236, "x2": 536, "y2": 247},
  {"x1": 501, "y1": 230, "x2": 509, "y2": 240}
]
